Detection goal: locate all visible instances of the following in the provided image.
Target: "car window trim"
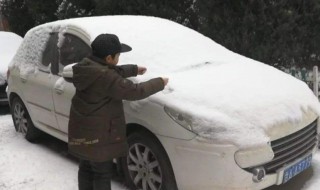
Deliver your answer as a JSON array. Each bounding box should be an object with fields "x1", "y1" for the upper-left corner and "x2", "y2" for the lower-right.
[{"x1": 38, "y1": 68, "x2": 50, "y2": 74}]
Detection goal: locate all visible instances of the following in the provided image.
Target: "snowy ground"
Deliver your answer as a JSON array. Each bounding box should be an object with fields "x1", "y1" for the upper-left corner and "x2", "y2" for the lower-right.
[
  {"x1": 0, "y1": 106, "x2": 320, "y2": 190},
  {"x1": 0, "y1": 107, "x2": 128, "y2": 190}
]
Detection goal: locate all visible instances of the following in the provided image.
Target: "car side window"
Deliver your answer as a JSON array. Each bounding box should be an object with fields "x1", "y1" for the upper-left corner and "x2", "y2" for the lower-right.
[
  {"x1": 41, "y1": 33, "x2": 59, "y2": 74},
  {"x1": 58, "y1": 33, "x2": 91, "y2": 73}
]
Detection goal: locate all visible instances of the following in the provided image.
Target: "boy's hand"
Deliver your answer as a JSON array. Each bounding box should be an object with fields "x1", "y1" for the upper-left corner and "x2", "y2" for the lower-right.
[
  {"x1": 161, "y1": 77, "x2": 169, "y2": 86},
  {"x1": 137, "y1": 66, "x2": 147, "y2": 75}
]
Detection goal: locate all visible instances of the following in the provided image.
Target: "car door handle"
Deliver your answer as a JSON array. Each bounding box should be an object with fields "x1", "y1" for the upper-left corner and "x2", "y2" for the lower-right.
[
  {"x1": 55, "y1": 88, "x2": 64, "y2": 94},
  {"x1": 20, "y1": 77, "x2": 27, "y2": 83}
]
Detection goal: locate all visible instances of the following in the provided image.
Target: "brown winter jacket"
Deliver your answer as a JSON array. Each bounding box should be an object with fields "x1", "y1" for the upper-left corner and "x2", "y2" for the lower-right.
[{"x1": 68, "y1": 56, "x2": 164, "y2": 162}]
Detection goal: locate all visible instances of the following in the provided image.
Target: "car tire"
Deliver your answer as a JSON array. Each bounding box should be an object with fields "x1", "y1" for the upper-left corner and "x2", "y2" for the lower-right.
[
  {"x1": 10, "y1": 97, "x2": 42, "y2": 142},
  {"x1": 121, "y1": 131, "x2": 178, "y2": 190}
]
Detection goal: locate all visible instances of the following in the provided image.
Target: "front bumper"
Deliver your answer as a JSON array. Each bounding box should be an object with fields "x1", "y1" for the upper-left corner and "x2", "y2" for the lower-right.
[{"x1": 156, "y1": 134, "x2": 318, "y2": 190}]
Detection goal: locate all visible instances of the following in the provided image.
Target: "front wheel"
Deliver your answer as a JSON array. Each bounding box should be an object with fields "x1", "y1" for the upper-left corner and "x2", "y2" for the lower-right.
[
  {"x1": 121, "y1": 131, "x2": 178, "y2": 190},
  {"x1": 10, "y1": 97, "x2": 42, "y2": 142}
]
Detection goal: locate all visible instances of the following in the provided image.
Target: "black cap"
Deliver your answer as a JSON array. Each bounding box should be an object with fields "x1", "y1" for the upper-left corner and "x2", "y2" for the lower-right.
[{"x1": 91, "y1": 33, "x2": 132, "y2": 58}]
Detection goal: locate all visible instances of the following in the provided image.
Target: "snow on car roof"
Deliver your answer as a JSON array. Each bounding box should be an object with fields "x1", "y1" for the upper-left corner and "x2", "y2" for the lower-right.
[
  {"x1": 0, "y1": 31, "x2": 22, "y2": 85},
  {"x1": 36, "y1": 15, "x2": 241, "y2": 73},
  {"x1": 11, "y1": 16, "x2": 320, "y2": 148}
]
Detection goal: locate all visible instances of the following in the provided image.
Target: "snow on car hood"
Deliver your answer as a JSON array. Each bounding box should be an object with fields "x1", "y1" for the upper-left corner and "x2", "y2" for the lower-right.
[
  {"x1": 133, "y1": 58, "x2": 320, "y2": 148},
  {"x1": 0, "y1": 32, "x2": 22, "y2": 85},
  {"x1": 11, "y1": 15, "x2": 320, "y2": 148}
]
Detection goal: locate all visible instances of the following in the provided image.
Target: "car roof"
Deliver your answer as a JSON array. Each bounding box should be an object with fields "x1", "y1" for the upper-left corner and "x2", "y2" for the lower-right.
[{"x1": 30, "y1": 15, "x2": 241, "y2": 73}]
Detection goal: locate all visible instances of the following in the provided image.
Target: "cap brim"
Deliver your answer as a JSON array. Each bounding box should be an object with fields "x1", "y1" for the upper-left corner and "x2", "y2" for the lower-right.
[{"x1": 120, "y1": 43, "x2": 132, "y2": 53}]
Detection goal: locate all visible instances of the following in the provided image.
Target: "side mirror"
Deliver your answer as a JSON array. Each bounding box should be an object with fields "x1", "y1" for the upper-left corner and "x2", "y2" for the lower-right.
[{"x1": 62, "y1": 63, "x2": 76, "y2": 82}]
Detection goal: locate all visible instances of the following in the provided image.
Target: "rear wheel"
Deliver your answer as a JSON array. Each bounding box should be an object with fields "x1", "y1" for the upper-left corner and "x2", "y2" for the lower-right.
[
  {"x1": 121, "y1": 131, "x2": 178, "y2": 190},
  {"x1": 10, "y1": 97, "x2": 42, "y2": 142}
]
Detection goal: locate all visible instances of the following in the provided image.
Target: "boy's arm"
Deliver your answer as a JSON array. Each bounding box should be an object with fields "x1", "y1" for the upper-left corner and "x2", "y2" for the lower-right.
[
  {"x1": 115, "y1": 64, "x2": 138, "y2": 78},
  {"x1": 103, "y1": 70, "x2": 164, "y2": 101}
]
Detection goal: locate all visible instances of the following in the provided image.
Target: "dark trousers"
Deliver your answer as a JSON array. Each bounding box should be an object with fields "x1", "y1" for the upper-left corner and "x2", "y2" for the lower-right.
[{"x1": 78, "y1": 160, "x2": 114, "y2": 190}]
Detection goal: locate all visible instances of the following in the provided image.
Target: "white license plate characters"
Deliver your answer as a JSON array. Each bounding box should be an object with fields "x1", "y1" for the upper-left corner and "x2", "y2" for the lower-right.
[{"x1": 282, "y1": 154, "x2": 312, "y2": 184}]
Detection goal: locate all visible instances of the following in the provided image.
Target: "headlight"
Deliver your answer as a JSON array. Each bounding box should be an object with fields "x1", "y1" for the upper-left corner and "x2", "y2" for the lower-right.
[{"x1": 164, "y1": 106, "x2": 193, "y2": 131}]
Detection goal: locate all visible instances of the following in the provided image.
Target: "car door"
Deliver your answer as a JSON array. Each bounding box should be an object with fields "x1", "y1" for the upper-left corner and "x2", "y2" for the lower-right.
[
  {"x1": 52, "y1": 32, "x2": 91, "y2": 134},
  {"x1": 20, "y1": 32, "x2": 60, "y2": 130}
]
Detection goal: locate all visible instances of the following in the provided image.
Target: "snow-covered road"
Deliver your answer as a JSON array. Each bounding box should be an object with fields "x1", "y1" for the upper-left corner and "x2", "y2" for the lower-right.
[
  {"x1": 0, "y1": 107, "x2": 320, "y2": 190},
  {"x1": 0, "y1": 107, "x2": 128, "y2": 190}
]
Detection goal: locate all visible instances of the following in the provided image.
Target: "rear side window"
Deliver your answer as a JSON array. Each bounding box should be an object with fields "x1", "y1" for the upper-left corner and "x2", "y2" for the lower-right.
[
  {"x1": 41, "y1": 33, "x2": 59, "y2": 73},
  {"x1": 58, "y1": 34, "x2": 91, "y2": 73}
]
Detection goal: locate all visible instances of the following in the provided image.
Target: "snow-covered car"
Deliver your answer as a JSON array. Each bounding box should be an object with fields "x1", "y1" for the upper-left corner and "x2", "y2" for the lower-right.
[
  {"x1": 0, "y1": 31, "x2": 22, "y2": 105},
  {"x1": 7, "y1": 16, "x2": 320, "y2": 190}
]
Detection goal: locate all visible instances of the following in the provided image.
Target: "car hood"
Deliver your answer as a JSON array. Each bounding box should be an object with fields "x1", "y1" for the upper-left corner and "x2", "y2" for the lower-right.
[{"x1": 132, "y1": 58, "x2": 320, "y2": 149}]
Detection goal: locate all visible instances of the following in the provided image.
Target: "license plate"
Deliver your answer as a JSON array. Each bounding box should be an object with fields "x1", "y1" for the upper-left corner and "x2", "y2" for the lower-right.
[{"x1": 282, "y1": 154, "x2": 312, "y2": 184}]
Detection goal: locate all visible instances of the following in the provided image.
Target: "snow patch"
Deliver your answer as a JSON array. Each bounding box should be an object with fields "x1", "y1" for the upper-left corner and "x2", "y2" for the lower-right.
[
  {"x1": 133, "y1": 61, "x2": 320, "y2": 147},
  {"x1": 9, "y1": 27, "x2": 52, "y2": 79},
  {"x1": 57, "y1": 27, "x2": 67, "y2": 49},
  {"x1": 0, "y1": 32, "x2": 22, "y2": 85},
  {"x1": 10, "y1": 26, "x2": 69, "y2": 81},
  {"x1": 0, "y1": 114, "x2": 128, "y2": 190}
]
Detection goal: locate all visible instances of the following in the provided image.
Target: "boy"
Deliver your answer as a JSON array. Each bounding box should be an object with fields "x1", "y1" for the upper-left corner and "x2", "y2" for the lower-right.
[{"x1": 68, "y1": 33, "x2": 168, "y2": 190}]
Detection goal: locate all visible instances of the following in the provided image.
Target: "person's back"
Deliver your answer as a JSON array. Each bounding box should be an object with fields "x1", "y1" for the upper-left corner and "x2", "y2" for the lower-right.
[{"x1": 68, "y1": 33, "x2": 168, "y2": 190}]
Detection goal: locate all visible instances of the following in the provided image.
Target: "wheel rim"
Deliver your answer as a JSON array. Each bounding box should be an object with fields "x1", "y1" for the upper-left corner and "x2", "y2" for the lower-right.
[
  {"x1": 127, "y1": 143, "x2": 163, "y2": 190},
  {"x1": 13, "y1": 102, "x2": 28, "y2": 135}
]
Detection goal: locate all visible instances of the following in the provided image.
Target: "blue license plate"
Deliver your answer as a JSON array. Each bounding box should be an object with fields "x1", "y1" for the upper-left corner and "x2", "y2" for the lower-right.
[{"x1": 282, "y1": 154, "x2": 312, "y2": 184}]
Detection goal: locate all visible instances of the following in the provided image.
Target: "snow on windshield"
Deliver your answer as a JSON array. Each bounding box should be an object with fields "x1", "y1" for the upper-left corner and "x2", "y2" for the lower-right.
[
  {"x1": 0, "y1": 32, "x2": 22, "y2": 85},
  {"x1": 10, "y1": 15, "x2": 320, "y2": 149}
]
